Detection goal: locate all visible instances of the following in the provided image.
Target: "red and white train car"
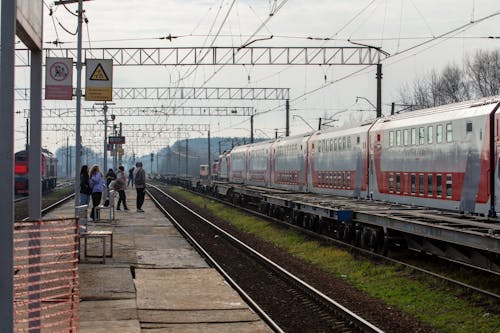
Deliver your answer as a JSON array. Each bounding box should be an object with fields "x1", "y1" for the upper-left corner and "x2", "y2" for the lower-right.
[
  {"x1": 308, "y1": 123, "x2": 372, "y2": 198},
  {"x1": 369, "y1": 98, "x2": 500, "y2": 216},
  {"x1": 246, "y1": 140, "x2": 274, "y2": 187},
  {"x1": 270, "y1": 133, "x2": 310, "y2": 192},
  {"x1": 219, "y1": 96, "x2": 500, "y2": 217},
  {"x1": 228, "y1": 145, "x2": 247, "y2": 184}
]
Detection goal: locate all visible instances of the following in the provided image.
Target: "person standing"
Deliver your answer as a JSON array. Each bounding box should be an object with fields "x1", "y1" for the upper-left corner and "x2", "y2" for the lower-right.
[
  {"x1": 134, "y1": 162, "x2": 146, "y2": 212},
  {"x1": 115, "y1": 165, "x2": 128, "y2": 210},
  {"x1": 79, "y1": 165, "x2": 91, "y2": 205},
  {"x1": 128, "y1": 167, "x2": 135, "y2": 187},
  {"x1": 89, "y1": 165, "x2": 105, "y2": 221},
  {"x1": 105, "y1": 168, "x2": 117, "y2": 188}
]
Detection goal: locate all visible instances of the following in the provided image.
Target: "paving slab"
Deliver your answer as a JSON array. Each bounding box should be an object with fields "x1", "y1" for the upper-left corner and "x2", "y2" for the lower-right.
[
  {"x1": 79, "y1": 265, "x2": 135, "y2": 300},
  {"x1": 135, "y1": 268, "x2": 247, "y2": 310},
  {"x1": 134, "y1": 234, "x2": 192, "y2": 250},
  {"x1": 80, "y1": 320, "x2": 141, "y2": 333},
  {"x1": 80, "y1": 299, "x2": 138, "y2": 321},
  {"x1": 137, "y1": 249, "x2": 209, "y2": 268},
  {"x1": 141, "y1": 321, "x2": 273, "y2": 333},
  {"x1": 138, "y1": 308, "x2": 261, "y2": 323}
]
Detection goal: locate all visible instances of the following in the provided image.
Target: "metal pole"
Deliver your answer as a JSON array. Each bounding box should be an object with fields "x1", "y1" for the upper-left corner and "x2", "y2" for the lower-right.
[
  {"x1": 318, "y1": 117, "x2": 322, "y2": 130},
  {"x1": 74, "y1": 0, "x2": 84, "y2": 206},
  {"x1": 103, "y1": 101, "x2": 108, "y2": 203},
  {"x1": 185, "y1": 139, "x2": 188, "y2": 176},
  {"x1": 376, "y1": 63, "x2": 382, "y2": 118},
  {"x1": 391, "y1": 102, "x2": 395, "y2": 115},
  {"x1": 250, "y1": 115, "x2": 254, "y2": 143},
  {"x1": 25, "y1": 118, "x2": 29, "y2": 150},
  {"x1": 208, "y1": 130, "x2": 211, "y2": 181},
  {"x1": 28, "y1": 47, "x2": 43, "y2": 333},
  {"x1": 67, "y1": 137, "x2": 69, "y2": 177},
  {"x1": 0, "y1": 0, "x2": 16, "y2": 330},
  {"x1": 285, "y1": 99, "x2": 290, "y2": 137}
]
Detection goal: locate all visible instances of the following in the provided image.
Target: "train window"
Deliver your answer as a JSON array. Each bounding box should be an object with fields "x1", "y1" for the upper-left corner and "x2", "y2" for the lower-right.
[
  {"x1": 403, "y1": 129, "x2": 409, "y2": 145},
  {"x1": 427, "y1": 174, "x2": 433, "y2": 196},
  {"x1": 347, "y1": 172, "x2": 351, "y2": 189},
  {"x1": 357, "y1": 136, "x2": 360, "y2": 144},
  {"x1": 419, "y1": 127, "x2": 425, "y2": 145},
  {"x1": 389, "y1": 173, "x2": 394, "y2": 192},
  {"x1": 437, "y1": 125, "x2": 443, "y2": 143},
  {"x1": 411, "y1": 128, "x2": 416, "y2": 145},
  {"x1": 419, "y1": 174, "x2": 424, "y2": 195},
  {"x1": 466, "y1": 122, "x2": 472, "y2": 133},
  {"x1": 396, "y1": 130, "x2": 401, "y2": 146},
  {"x1": 446, "y1": 174, "x2": 452, "y2": 197},
  {"x1": 446, "y1": 123, "x2": 453, "y2": 142},
  {"x1": 411, "y1": 174, "x2": 416, "y2": 194},
  {"x1": 329, "y1": 139, "x2": 333, "y2": 152},
  {"x1": 389, "y1": 131, "x2": 394, "y2": 147},
  {"x1": 436, "y1": 174, "x2": 443, "y2": 196},
  {"x1": 343, "y1": 137, "x2": 346, "y2": 150},
  {"x1": 396, "y1": 174, "x2": 401, "y2": 193},
  {"x1": 347, "y1": 136, "x2": 351, "y2": 149},
  {"x1": 427, "y1": 126, "x2": 433, "y2": 144},
  {"x1": 341, "y1": 173, "x2": 346, "y2": 188}
]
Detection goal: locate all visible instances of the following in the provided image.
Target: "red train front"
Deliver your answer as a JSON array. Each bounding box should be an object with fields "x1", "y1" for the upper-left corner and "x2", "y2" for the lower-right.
[{"x1": 15, "y1": 149, "x2": 58, "y2": 195}]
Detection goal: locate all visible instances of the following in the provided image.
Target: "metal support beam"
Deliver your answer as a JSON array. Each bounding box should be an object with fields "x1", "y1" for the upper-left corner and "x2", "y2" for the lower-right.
[
  {"x1": 16, "y1": 46, "x2": 386, "y2": 67},
  {"x1": 1, "y1": 0, "x2": 16, "y2": 330},
  {"x1": 74, "y1": 0, "x2": 84, "y2": 207},
  {"x1": 42, "y1": 123, "x2": 211, "y2": 132},
  {"x1": 15, "y1": 86, "x2": 290, "y2": 101},
  {"x1": 24, "y1": 106, "x2": 255, "y2": 118}
]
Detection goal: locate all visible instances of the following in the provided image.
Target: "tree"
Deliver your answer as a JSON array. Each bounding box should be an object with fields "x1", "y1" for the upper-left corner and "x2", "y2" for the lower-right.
[
  {"x1": 398, "y1": 48, "x2": 499, "y2": 110},
  {"x1": 466, "y1": 49, "x2": 500, "y2": 98}
]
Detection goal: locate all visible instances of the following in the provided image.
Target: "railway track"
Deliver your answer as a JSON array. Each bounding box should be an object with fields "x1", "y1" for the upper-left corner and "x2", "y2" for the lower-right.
[
  {"x1": 15, "y1": 186, "x2": 75, "y2": 221},
  {"x1": 158, "y1": 181, "x2": 500, "y2": 304},
  {"x1": 147, "y1": 184, "x2": 384, "y2": 333}
]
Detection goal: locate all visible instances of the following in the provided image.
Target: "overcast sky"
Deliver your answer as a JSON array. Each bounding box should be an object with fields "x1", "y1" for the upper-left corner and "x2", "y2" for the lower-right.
[{"x1": 13, "y1": 0, "x2": 500, "y2": 156}]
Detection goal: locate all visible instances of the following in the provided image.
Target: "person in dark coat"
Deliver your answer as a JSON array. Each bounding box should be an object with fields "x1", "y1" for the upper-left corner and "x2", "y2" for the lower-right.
[
  {"x1": 105, "y1": 168, "x2": 117, "y2": 187},
  {"x1": 79, "y1": 165, "x2": 91, "y2": 205},
  {"x1": 128, "y1": 167, "x2": 135, "y2": 187},
  {"x1": 134, "y1": 162, "x2": 146, "y2": 212},
  {"x1": 115, "y1": 165, "x2": 128, "y2": 210}
]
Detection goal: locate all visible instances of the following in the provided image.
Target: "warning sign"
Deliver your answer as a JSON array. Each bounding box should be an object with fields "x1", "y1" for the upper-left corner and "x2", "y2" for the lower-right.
[
  {"x1": 90, "y1": 64, "x2": 109, "y2": 81},
  {"x1": 85, "y1": 59, "x2": 113, "y2": 101},
  {"x1": 45, "y1": 57, "x2": 73, "y2": 100}
]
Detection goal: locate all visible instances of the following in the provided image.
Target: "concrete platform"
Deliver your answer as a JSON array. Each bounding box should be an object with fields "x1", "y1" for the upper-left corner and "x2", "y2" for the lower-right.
[{"x1": 43, "y1": 185, "x2": 272, "y2": 332}]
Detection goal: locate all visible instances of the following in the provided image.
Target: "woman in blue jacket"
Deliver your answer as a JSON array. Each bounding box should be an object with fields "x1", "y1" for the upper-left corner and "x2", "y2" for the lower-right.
[{"x1": 89, "y1": 164, "x2": 105, "y2": 221}]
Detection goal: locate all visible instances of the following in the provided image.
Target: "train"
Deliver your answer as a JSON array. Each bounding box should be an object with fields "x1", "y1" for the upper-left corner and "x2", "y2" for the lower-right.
[
  {"x1": 214, "y1": 96, "x2": 500, "y2": 218},
  {"x1": 15, "y1": 149, "x2": 58, "y2": 195}
]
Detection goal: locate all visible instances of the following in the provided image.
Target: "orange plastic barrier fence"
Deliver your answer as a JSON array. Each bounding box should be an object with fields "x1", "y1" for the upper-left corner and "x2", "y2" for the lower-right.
[{"x1": 13, "y1": 218, "x2": 80, "y2": 332}]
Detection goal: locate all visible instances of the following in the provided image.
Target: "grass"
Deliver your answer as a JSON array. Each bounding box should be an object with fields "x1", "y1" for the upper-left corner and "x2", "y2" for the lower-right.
[{"x1": 170, "y1": 186, "x2": 500, "y2": 333}]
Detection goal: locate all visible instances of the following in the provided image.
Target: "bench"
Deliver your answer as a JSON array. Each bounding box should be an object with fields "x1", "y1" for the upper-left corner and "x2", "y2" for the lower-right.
[
  {"x1": 95, "y1": 190, "x2": 115, "y2": 223},
  {"x1": 75, "y1": 204, "x2": 113, "y2": 264}
]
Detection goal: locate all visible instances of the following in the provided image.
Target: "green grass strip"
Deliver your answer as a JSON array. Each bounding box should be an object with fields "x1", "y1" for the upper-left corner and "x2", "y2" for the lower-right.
[{"x1": 171, "y1": 187, "x2": 500, "y2": 333}]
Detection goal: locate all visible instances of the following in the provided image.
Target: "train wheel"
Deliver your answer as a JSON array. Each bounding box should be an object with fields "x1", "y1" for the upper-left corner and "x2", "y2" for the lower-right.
[
  {"x1": 342, "y1": 225, "x2": 353, "y2": 242},
  {"x1": 368, "y1": 232, "x2": 379, "y2": 252}
]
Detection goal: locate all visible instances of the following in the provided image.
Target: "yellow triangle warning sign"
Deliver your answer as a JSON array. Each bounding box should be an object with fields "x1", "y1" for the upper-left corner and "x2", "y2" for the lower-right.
[{"x1": 90, "y1": 64, "x2": 109, "y2": 81}]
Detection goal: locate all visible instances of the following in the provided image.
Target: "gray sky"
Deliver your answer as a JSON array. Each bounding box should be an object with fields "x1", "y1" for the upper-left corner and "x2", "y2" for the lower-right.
[{"x1": 13, "y1": 0, "x2": 500, "y2": 155}]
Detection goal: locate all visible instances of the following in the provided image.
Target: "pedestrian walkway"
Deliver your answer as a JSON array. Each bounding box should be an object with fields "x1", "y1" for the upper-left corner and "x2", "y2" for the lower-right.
[{"x1": 44, "y1": 186, "x2": 272, "y2": 332}]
